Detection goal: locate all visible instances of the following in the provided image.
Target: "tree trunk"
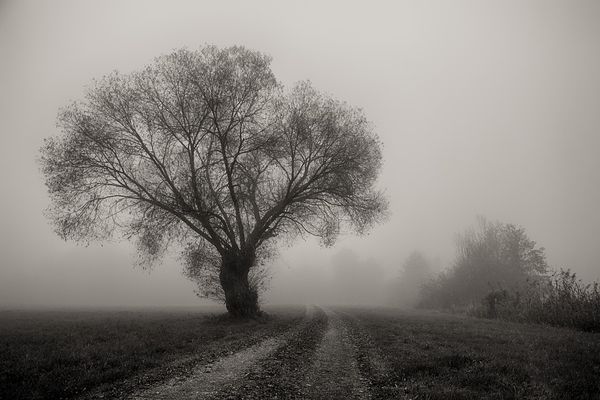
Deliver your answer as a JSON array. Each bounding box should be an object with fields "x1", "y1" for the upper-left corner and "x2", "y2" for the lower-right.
[{"x1": 220, "y1": 252, "x2": 260, "y2": 318}]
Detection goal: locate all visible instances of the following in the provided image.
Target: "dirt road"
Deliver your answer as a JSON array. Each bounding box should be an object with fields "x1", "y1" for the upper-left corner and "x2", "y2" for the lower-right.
[{"x1": 125, "y1": 306, "x2": 381, "y2": 400}]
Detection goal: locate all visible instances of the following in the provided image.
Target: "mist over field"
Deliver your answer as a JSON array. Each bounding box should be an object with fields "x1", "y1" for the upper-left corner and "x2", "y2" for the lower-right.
[{"x1": 1, "y1": 0, "x2": 600, "y2": 309}]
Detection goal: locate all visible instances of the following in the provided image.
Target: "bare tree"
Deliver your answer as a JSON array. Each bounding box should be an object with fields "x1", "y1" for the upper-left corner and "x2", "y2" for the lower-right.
[{"x1": 40, "y1": 46, "x2": 387, "y2": 317}]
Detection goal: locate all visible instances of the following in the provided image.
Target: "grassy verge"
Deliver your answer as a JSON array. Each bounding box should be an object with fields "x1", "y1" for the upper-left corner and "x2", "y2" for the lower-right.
[
  {"x1": 0, "y1": 306, "x2": 304, "y2": 400},
  {"x1": 343, "y1": 307, "x2": 600, "y2": 400}
]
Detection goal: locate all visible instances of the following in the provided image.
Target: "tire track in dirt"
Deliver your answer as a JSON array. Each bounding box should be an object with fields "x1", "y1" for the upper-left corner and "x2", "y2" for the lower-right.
[
  {"x1": 125, "y1": 307, "x2": 390, "y2": 400},
  {"x1": 220, "y1": 307, "x2": 383, "y2": 399},
  {"x1": 302, "y1": 308, "x2": 371, "y2": 400},
  {"x1": 339, "y1": 310, "x2": 410, "y2": 400},
  {"x1": 214, "y1": 305, "x2": 328, "y2": 399},
  {"x1": 126, "y1": 306, "x2": 316, "y2": 400}
]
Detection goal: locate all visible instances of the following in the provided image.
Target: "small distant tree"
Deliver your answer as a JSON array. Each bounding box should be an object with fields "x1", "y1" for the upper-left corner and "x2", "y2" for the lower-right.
[
  {"x1": 40, "y1": 46, "x2": 387, "y2": 318},
  {"x1": 393, "y1": 251, "x2": 432, "y2": 307},
  {"x1": 420, "y1": 218, "x2": 548, "y2": 309}
]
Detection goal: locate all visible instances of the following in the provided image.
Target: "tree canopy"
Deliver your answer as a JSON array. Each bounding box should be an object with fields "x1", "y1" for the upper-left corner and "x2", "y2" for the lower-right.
[{"x1": 40, "y1": 46, "x2": 387, "y2": 315}]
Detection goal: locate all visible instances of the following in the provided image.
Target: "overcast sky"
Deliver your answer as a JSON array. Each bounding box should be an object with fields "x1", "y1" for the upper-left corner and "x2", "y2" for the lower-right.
[{"x1": 1, "y1": 0, "x2": 599, "y2": 308}]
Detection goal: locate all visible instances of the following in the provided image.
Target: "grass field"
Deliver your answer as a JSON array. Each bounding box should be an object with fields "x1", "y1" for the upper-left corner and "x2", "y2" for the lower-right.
[
  {"x1": 1, "y1": 306, "x2": 599, "y2": 399},
  {"x1": 0, "y1": 306, "x2": 305, "y2": 400},
  {"x1": 342, "y1": 307, "x2": 600, "y2": 399}
]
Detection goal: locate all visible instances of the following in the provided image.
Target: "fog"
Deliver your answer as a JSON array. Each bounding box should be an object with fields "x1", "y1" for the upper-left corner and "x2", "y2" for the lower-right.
[{"x1": 1, "y1": 0, "x2": 599, "y2": 308}]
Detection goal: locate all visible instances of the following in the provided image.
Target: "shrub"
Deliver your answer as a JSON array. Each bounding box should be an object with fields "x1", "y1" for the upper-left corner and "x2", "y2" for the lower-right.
[{"x1": 471, "y1": 270, "x2": 600, "y2": 332}]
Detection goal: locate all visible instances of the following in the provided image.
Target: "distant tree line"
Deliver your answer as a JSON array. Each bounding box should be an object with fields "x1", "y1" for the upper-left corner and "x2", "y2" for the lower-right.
[
  {"x1": 419, "y1": 217, "x2": 548, "y2": 310},
  {"x1": 404, "y1": 218, "x2": 600, "y2": 332}
]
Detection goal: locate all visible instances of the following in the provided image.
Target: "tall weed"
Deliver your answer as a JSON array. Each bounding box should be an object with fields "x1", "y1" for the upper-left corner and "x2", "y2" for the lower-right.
[{"x1": 471, "y1": 270, "x2": 600, "y2": 332}]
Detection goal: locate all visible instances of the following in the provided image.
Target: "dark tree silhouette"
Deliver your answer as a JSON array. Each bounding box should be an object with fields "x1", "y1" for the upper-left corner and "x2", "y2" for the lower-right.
[{"x1": 40, "y1": 46, "x2": 387, "y2": 317}]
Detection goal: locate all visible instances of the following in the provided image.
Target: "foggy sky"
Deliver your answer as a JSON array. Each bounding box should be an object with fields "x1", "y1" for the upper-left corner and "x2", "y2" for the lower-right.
[{"x1": 1, "y1": 0, "x2": 599, "y2": 308}]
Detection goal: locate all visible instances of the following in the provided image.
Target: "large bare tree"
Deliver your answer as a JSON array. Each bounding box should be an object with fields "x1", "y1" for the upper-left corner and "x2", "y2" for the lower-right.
[{"x1": 40, "y1": 46, "x2": 387, "y2": 317}]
